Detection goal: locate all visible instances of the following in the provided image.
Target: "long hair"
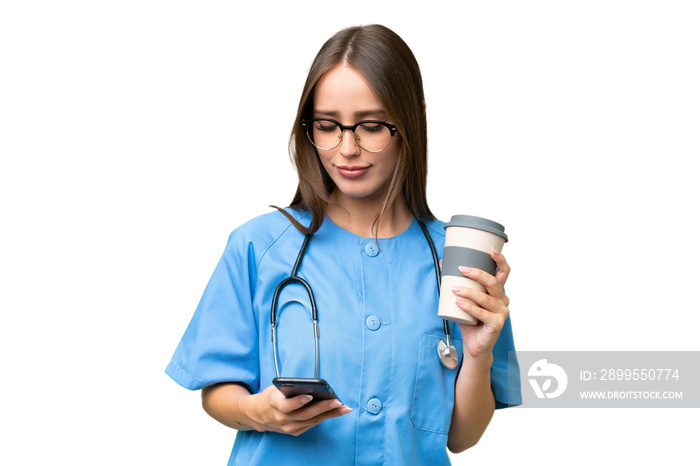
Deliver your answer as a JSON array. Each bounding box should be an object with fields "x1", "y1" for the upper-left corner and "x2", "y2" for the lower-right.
[{"x1": 276, "y1": 24, "x2": 433, "y2": 234}]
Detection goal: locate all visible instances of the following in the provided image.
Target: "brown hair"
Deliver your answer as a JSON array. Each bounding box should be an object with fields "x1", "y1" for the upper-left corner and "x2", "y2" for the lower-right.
[{"x1": 275, "y1": 24, "x2": 433, "y2": 234}]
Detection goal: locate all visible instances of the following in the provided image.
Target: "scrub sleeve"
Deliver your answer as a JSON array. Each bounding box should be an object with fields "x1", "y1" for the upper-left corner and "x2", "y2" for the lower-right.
[{"x1": 166, "y1": 226, "x2": 261, "y2": 394}]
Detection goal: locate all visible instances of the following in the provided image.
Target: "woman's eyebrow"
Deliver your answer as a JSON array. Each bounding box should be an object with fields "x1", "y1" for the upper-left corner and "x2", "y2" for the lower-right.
[
  {"x1": 314, "y1": 109, "x2": 388, "y2": 119},
  {"x1": 355, "y1": 109, "x2": 387, "y2": 118},
  {"x1": 313, "y1": 110, "x2": 340, "y2": 118}
]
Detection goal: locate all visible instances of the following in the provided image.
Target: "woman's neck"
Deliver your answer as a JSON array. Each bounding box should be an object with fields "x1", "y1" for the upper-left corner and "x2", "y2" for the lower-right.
[{"x1": 326, "y1": 190, "x2": 413, "y2": 238}]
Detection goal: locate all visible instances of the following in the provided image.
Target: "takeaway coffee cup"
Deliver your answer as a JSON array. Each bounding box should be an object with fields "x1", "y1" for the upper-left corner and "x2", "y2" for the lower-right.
[{"x1": 438, "y1": 215, "x2": 508, "y2": 325}]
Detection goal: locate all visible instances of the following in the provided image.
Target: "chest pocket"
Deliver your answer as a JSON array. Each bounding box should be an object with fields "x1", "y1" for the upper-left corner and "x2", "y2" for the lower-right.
[{"x1": 410, "y1": 333, "x2": 463, "y2": 434}]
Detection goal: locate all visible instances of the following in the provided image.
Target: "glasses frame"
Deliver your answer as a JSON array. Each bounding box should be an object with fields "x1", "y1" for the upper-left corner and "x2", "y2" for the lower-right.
[{"x1": 300, "y1": 118, "x2": 399, "y2": 153}]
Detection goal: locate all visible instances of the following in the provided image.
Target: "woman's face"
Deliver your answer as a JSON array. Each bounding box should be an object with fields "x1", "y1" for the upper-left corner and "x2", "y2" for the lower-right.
[{"x1": 312, "y1": 64, "x2": 400, "y2": 203}]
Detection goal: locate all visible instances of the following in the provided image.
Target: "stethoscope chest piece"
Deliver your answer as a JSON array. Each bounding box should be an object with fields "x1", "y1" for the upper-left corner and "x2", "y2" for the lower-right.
[{"x1": 437, "y1": 338, "x2": 459, "y2": 369}]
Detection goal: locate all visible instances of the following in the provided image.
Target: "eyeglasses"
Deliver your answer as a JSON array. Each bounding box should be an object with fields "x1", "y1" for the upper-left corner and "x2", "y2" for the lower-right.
[{"x1": 300, "y1": 118, "x2": 398, "y2": 153}]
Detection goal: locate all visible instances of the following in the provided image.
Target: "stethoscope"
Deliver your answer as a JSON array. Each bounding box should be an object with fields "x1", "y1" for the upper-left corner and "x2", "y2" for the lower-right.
[{"x1": 270, "y1": 220, "x2": 459, "y2": 380}]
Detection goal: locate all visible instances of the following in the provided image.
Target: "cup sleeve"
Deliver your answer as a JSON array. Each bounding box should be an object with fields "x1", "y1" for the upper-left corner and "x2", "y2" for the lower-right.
[
  {"x1": 490, "y1": 314, "x2": 522, "y2": 408},
  {"x1": 165, "y1": 229, "x2": 260, "y2": 394}
]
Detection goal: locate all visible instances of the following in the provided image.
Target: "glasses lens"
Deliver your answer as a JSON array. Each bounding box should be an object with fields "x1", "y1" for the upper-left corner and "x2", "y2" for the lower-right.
[
  {"x1": 354, "y1": 122, "x2": 392, "y2": 152},
  {"x1": 307, "y1": 120, "x2": 342, "y2": 151},
  {"x1": 305, "y1": 119, "x2": 394, "y2": 152}
]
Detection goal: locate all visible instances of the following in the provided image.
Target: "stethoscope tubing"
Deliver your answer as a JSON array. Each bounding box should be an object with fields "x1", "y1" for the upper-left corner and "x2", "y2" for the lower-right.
[
  {"x1": 270, "y1": 219, "x2": 458, "y2": 380},
  {"x1": 416, "y1": 221, "x2": 454, "y2": 351},
  {"x1": 270, "y1": 234, "x2": 320, "y2": 379}
]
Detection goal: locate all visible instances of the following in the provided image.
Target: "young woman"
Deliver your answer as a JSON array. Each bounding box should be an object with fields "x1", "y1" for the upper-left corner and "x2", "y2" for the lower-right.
[{"x1": 166, "y1": 24, "x2": 521, "y2": 465}]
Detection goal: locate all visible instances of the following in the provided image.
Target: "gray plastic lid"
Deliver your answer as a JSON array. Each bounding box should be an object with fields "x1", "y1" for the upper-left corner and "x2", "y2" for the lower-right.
[{"x1": 444, "y1": 215, "x2": 508, "y2": 242}]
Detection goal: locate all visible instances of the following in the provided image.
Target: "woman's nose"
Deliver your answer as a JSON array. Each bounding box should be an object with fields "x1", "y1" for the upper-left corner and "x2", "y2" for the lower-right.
[{"x1": 339, "y1": 129, "x2": 361, "y2": 157}]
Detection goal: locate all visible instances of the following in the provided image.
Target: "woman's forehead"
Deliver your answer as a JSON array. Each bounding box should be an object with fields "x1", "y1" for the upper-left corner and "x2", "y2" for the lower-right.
[{"x1": 313, "y1": 65, "x2": 385, "y2": 115}]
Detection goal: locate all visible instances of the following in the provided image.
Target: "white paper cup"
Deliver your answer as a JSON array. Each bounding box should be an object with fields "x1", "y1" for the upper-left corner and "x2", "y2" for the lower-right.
[{"x1": 438, "y1": 215, "x2": 508, "y2": 325}]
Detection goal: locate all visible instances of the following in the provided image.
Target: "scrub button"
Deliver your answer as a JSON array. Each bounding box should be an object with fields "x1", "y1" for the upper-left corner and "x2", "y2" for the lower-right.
[
  {"x1": 367, "y1": 398, "x2": 382, "y2": 414},
  {"x1": 364, "y1": 243, "x2": 379, "y2": 257},
  {"x1": 366, "y1": 315, "x2": 381, "y2": 331}
]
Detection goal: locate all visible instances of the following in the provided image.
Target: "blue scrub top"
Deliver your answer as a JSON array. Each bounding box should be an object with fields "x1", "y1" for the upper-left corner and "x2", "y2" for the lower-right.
[{"x1": 166, "y1": 209, "x2": 521, "y2": 465}]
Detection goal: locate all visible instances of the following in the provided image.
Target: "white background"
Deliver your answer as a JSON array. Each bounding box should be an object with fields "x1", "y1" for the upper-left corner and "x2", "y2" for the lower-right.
[{"x1": 1, "y1": 1, "x2": 698, "y2": 464}]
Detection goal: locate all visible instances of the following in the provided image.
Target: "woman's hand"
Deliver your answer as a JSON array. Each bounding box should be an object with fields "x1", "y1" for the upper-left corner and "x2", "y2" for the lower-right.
[
  {"x1": 202, "y1": 383, "x2": 352, "y2": 437},
  {"x1": 451, "y1": 248, "x2": 511, "y2": 361},
  {"x1": 243, "y1": 385, "x2": 352, "y2": 436}
]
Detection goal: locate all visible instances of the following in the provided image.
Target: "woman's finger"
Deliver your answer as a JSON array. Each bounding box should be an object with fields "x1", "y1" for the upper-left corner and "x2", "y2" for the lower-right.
[
  {"x1": 270, "y1": 389, "x2": 315, "y2": 414},
  {"x1": 454, "y1": 295, "x2": 508, "y2": 329},
  {"x1": 457, "y1": 266, "x2": 505, "y2": 299},
  {"x1": 279, "y1": 402, "x2": 353, "y2": 436},
  {"x1": 304, "y1": 403, "x2": 352, "y2": 425},
  {"x1": 491, "y1": 248, "x2": 511, "y2": 287},
  {"x1": 285, "y1": 398, "x2": 350, "y2": 422},
  {"x1": 452, "y1": 285, "x2": 509, "y2": 315}
]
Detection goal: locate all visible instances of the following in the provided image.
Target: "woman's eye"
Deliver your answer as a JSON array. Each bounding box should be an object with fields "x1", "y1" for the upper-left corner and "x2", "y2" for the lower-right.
[
  {"x1": 360, "y1": 123, "x2": 383, "y2": 133},
  {"x1": 315, "y1": 122, "x2": 337, "y2": 132}
]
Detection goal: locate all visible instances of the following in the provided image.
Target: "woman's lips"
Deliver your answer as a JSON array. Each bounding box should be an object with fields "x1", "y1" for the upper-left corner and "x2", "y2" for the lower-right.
[{"x1": 337, "y1": 165, "x2": 370, "y2": 178}]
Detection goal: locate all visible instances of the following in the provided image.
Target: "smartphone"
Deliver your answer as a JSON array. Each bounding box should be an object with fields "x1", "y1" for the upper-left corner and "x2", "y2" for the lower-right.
[{"x1": 272, "y1": 377, "x2": 341, "y2": 404}]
